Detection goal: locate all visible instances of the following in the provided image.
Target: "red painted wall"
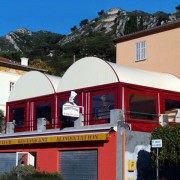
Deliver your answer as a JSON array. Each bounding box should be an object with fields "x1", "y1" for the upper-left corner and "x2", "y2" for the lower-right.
[
  {"x1": 98, "y1": 132, "x2": 117, "y2": 180},
  {"x1": 0, "y1": 131, "x2": 117, "y2": 179},
  {"x1": 36, "y1": 148, "x2": 59, "y2": 172}
]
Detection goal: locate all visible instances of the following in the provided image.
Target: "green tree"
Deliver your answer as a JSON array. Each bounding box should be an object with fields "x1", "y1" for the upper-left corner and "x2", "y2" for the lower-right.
[
  {"x1": 70, "y1": 25, "x2": 78, "y2": 32},
  {"x1": 80, "y1": 19, "x2": 89, "y2": 27},
  {"x1": 124, "y1": 15, "x2": 138, "y2": 35},
  {"x1": 138, "y1": 16, "x2": 144, "y2": 31},
  {"x1": 151, "y1": 125, "x2": 180, "y2": 166},
  {"x1": 176, "y1": 4, "x2": 180, "y2": 11},
  {"x1": 0, "y1": 52, "x2": 23, "y2": 62},
  {"x1": 151, "y1": 125, "x2": 180, "y2": 179},
  {"x1": 30, "y1": 59, "x2": 56, "y2": 75},
  {"x1": 0, "y1": 109, "x2": 5, "y2": 133},
  {"x1": 98, "y1": 10, "x2": 105, "y2": 16}
]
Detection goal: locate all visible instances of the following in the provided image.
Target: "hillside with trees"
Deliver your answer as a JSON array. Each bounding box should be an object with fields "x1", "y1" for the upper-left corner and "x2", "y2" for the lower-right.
[{"x1": 0, "y1": 6, "x2": 179, "y2": 76}]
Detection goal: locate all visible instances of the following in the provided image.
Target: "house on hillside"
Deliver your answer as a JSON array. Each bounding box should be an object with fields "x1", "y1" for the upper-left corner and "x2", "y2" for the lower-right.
[
  {"x1": 0, "y1": 57, "x2": 46, "y2": 114},
  {"x1": 114, "y1": 21, "x2": 180, "y2": 78},
  {"x1": 0, "y1": 57, "x2": 179, "y2": 180}
]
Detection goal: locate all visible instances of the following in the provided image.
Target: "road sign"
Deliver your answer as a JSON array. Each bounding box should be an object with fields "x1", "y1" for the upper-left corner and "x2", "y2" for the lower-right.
[{"x1": 152, "y1": 139, "x2": 162, "y2": 148}]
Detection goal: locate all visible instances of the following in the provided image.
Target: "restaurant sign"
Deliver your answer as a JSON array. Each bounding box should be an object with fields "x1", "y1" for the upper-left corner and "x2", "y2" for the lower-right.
[
  {"x1": 63, "y1": 104, "x2": 80, "y2": 117},
  {"x1": 62, "y1": 91, "x2": 80, "y2": 117},
  {"x1": 0, "y1": 133, "x2": 109, "y2": 146}
]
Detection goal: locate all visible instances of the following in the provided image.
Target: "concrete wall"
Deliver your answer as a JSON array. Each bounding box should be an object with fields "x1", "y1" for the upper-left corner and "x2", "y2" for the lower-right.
[
  {"x1": 125, "y1": 131, "x2": 153, "y2": 180},
  {"x1": 112, "y1": 109, "x2": 154, "y2": 180}
]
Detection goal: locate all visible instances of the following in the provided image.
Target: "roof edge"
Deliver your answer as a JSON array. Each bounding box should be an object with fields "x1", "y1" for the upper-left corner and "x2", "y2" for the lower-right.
[
  {"x1": 0, "y1": 61, "x2": 47, "y2": 73},
  {"x1": 114, "y1": 20, "x2": 180, "y2": 43}
]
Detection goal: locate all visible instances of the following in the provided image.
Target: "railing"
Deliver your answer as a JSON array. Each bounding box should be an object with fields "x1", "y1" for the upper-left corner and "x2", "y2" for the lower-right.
[{"x1": 1, "y1": 109, "x2": 180, "y2": 134}]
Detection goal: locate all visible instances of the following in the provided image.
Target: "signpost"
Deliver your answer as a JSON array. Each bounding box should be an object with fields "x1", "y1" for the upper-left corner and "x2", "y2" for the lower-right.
[{"x1": 152, "y1": 139, "x2": 162, "y2": 180}]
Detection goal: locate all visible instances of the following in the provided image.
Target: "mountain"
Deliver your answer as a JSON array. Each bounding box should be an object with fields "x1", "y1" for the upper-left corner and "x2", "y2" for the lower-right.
[
  {"x1": 59, "y1": 8, "x2": 179, "y2": 44},
  {"x1": 0, "y1": 7, "x2": 179, "y2": 76},
  {"x1": 1, "y1": 8, "x2": 179, "y2": 53},
  {"x1": 0, "y1": 28, "x2": 64, "y2": 52}
]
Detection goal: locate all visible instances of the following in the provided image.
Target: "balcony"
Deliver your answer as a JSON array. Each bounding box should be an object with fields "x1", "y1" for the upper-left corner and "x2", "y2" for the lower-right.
[{"x1": 0, "y1": 109, "x2": 180, "y2": 137}]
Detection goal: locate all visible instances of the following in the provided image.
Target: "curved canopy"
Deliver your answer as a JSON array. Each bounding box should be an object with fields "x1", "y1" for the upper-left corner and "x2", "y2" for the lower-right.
[
  {"x1": 109, "y1": 62, "x2": 180, "y2": 92},
  {"x1": 8, "y1": 71, "x2": 61, "y2": 102},
  {"x1": 57, "y1": 57, "x2": 180, "y2": 92},
  {"x1": 57, "y1": 57, "x2": 119, "y2": 92}
]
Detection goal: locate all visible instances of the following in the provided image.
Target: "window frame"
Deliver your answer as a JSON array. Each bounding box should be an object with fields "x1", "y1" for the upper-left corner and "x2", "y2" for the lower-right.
[
  {"x1": 89, "y1": 87, "x2": 118, "y2": 125},
  {"x1": 9, "y1": 102, "x2": 28, "y2": 132},
  {"x1": 161, "y1": 92, "x2": 180, "y2": 123},
  {"x1": 161, "y1": 92, "x2": 180, "y2": 112},
  {"x1": 125, "y1": 87, "x2": 159, "y2": 125},
  {"x1": 9, "y1": 81, "x2": 15, "y2": 92},
  {"x1": 135, "y1": 41, "x2": 146, "y2": 61},
  {"x1": 33, "y1": 96, "x2": 54, "y2": 130}
]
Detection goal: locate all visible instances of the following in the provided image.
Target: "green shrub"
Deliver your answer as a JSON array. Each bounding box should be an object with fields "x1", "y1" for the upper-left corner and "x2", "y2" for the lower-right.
[
  {"x1": 26, "y1": 171, "x2": 63, "y2": 180},
  {"x1": 0, "y1": 165, "x2": 63, "y2": 180},
  {"x1": 0, "y1": 165, "x2": 36, "y2": 180},
  {"x1": 151, "y1": 124, "x2": 180, "y2": 167},
  {"x1": 12, "y1": 165, "x2": 36, "y2": 177}
]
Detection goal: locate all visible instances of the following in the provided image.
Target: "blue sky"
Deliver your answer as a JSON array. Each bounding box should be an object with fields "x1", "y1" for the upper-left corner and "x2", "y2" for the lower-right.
[{"x1": 0, "y1": 0, "x2": 179, "y2": 36}]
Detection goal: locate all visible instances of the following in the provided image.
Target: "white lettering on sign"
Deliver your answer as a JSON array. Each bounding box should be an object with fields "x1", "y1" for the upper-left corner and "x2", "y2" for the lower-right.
[{"x1": 152, "y1": 139, "x2": 162, "y2": 148}]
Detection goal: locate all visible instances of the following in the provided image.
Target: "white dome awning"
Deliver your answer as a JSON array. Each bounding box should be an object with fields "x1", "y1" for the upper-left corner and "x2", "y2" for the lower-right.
[
  {"x1": 57, "y1": 57, "x2": 180, "y2": 93},
  {"x1": 8, "y1": 71, "x2": 61, "y2": 102},
  {"x1": 57, "y1": 57, "x2": 119, "y2": 92},
  {"x1": 109, "y1": 62, "x2": 180, "y2": 92}
]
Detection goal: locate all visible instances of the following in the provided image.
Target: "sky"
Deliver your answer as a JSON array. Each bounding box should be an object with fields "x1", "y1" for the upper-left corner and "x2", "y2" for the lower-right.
[{"x1": 0, "y1": 0, "x2": 179, "y2": 36}]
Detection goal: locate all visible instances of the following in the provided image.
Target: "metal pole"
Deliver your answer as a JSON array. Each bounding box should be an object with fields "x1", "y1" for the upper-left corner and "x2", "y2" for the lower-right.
[{"x1": 157, "y1": 148, "x2": 159, "y2": 180}]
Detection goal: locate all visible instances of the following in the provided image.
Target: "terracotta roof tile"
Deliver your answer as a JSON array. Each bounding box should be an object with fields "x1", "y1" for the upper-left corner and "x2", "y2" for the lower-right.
[
  {"x1": 0, "y1": 57, "x2": 20, "y2": 65},
  {"x1": 0, "y1": 56, "x2": 47, "y2": 72}
]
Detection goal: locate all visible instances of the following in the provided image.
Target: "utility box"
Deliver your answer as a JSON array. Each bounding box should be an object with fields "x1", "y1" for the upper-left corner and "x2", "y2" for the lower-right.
[{"x1": 128, "y1": 160, "x2": 136, "y2": 172}]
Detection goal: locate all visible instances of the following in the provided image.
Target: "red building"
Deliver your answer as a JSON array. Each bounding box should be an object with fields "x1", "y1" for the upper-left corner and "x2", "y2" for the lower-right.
[{"x1": 0, "y1": 57, "x2": 180, "y2": 180}]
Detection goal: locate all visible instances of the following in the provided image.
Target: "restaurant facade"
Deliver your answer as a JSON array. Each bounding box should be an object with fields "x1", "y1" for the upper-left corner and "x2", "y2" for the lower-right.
[{"x1": 0, "y1": 57, "x2": 180, "y2": 180}]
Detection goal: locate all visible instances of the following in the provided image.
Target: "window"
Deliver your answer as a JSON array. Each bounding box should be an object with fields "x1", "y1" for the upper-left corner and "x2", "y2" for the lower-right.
[
  {"x1": 9, "y1": 103, "x2": 27, "y2": 132},
  {"x1": 128, "y1": 93, "x2": 156, "y2": 120},
  {"x1": 35, "y1": 103, "x2": 51, "y2": 124},
  {"x1": 92, "y1": 93, "x2": 114, "y2": 121},
  {"x1": 9, "y1": 81, "x2": 15, "y2": 92},
  {"x1": 16, "y1": 152, "x2": 36, "y2": 166},
  {"x1": 33, "y1": 96, "x2": 54, "y2": 129},
  {"x1": 165, "y1": 99, "x2": 180, "y2": 122},
  {"x1": 136, "y1": 41, "x2": 146, "y2": 61},
  {"x1": 12, "y1": 107, "x2": 24, "y2": 127}
]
